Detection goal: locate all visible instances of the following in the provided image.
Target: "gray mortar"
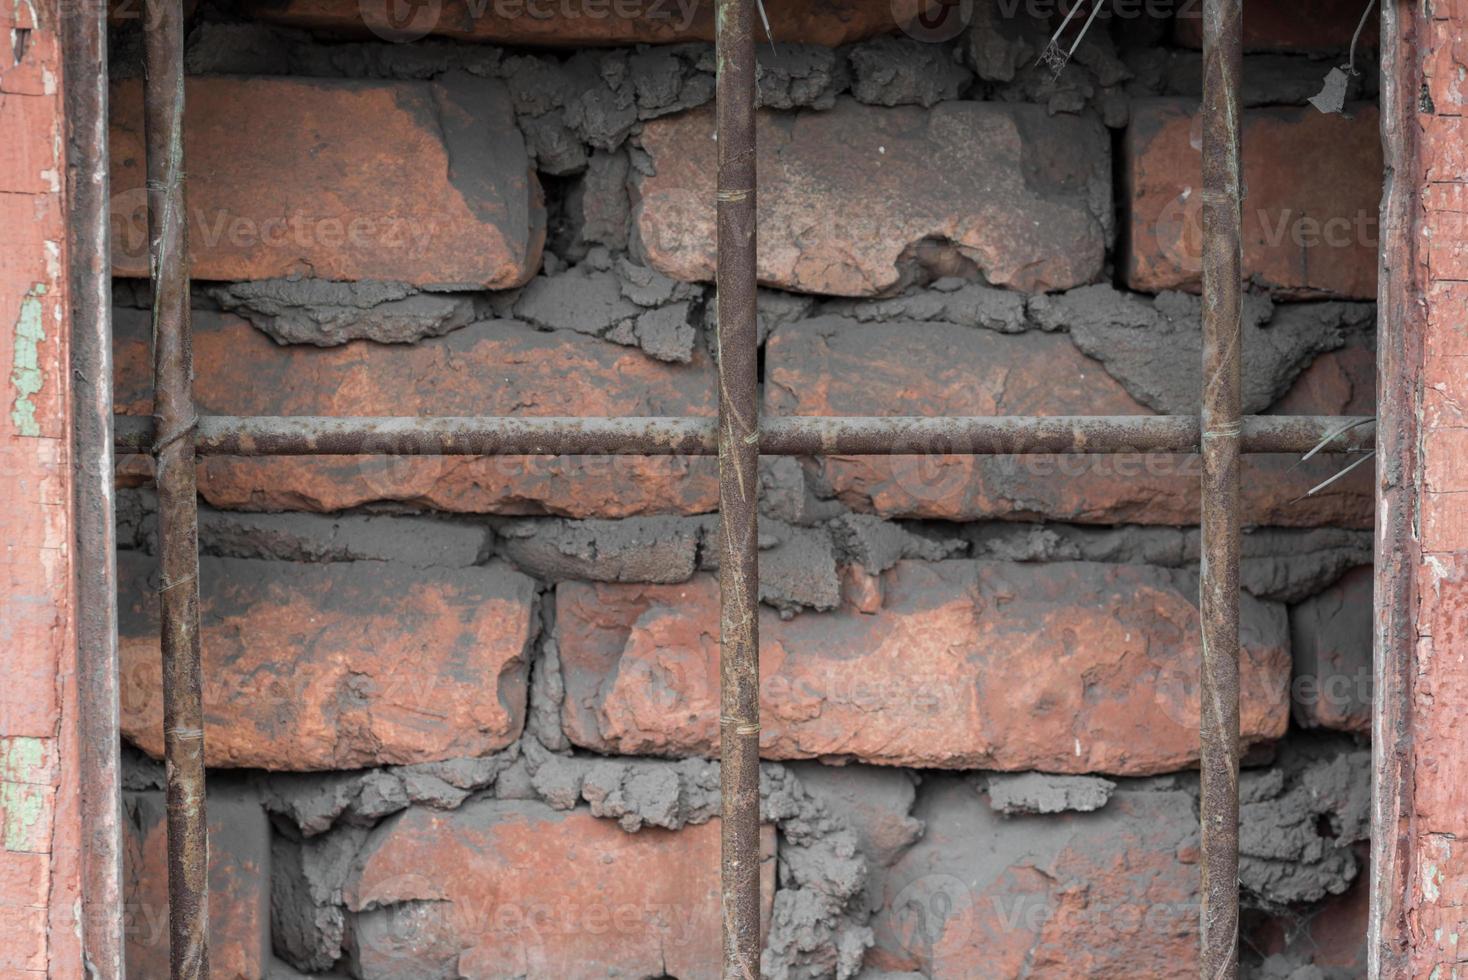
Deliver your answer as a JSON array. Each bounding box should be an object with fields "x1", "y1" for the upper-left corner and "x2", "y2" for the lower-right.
[
  {"x1": 1029, "y1": 285, "x2": 1374, "y2": 415},
  {"x1": 512, "y1": 255, "x2": 702, "y2": 362},
  {"x1": 260, "y1": 737, "x2": 1366, "y2": 975},
  {"x1": 1290, "y1": 565, "x2": 1373, "y2": 730},
  {"x1": 704, "y1": 288, "x2": 817, "y2": 350},
  {"x1": 1239, "y1": 735, "x2": 1371, "y2": 909},
  {"x1": 566, "y1": 150, "x2": 631, "y2": 254},
  {"x1": 494, "y1": 515, "x2": 702, "y2": 584},
  {"x1": 185, "y1": 21, "x2": 294, "y2": 75},
  {"x1": 828, "y1": 513, "x2": 966, "y2": 574},
  {"x1": 121, "y1": 489, "x2": 488, "y2": 568},
  {"x1": 210, "y1": 279, "x2": 477, "y2": 347},
  {"x1": 700, "y1": 518, "x2": 843, "y2": 615},
  {"x1": 963, "y1": 4, "x2": 1133, "y2": 126},
  {"x1": 848, "y1": 36, "x2": 973, "y2": 107},
  {"x1": 964, "y1": 523, "x2": 1371, "y2": 604},
  {"x1": 750, "y1": 45, "x2": 849, "y2": 110},
  {"x1": 984, "y1": 772, "x2": 1116, "y2": 815},
  {"x1": 268, "y1": 743, "x2": 873, "y2": 978},
  {"x1": 822, "y1": 278, "x2": 1029, "y2": 333}
]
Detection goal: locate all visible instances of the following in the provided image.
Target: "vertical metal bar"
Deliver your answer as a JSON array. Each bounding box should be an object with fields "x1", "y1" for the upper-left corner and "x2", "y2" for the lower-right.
[
  {"x1": 63, "y1": 0, "x2": 124, "y2": 971},
  {"x1": 1199, "y1": 0, "x2": 1242, "y2": 976},
  {"x1": 1369, "y1": 0, "x2": 1420, "y2": 973},
  {"x1": 143, "y1": 0, "x2": 210, "y2": 976},
  {"x1": 714, "y1": 0, "x2": 761, "y2": 976}
]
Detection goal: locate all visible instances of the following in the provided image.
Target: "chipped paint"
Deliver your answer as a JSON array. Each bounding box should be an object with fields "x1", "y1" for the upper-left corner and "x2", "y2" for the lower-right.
[
  {"x1": 8, "y1": 282, "x2": 47, "y2": 436},
  {"x1": 0, "y1": 736, "x2": 50, "y2": 852}
]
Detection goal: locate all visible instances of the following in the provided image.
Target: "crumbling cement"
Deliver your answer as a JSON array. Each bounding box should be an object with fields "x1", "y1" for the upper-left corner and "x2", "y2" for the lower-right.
[
  {"x1": 821, "y1": 278, "x2": 1029, "y2": 334},
  {"x1": 511, "y1": 254, "x2": 702, "y2": 362},
  {"x1": 119, "y1": 489, "x2": 488, "y2": 568},
  {"x1": 494, "y1": 515, "x2": 702, "y2": 584},
  {"x1": 268, "y1": 743, "x2": 875, "y2": 979},
  {"x1": 211, "y1": 279, "x2": 477, "y2": 346},
  {"x1": 828, "y1": 513, "x2": 966, "y2": 574},
  {"x1": 848, "y1": 36, "x2": 973, "y2": 107},
  {"x1": 964, "y1": 522, "x2": 1372, "y2": 603},
  {"x1": 1030, "y1": 285, "x2": 1374, "y2": 415},
  {"x1": 984, "y1": 772, "x2": 1116, "y2": 815},
  {"x1": 1239, "y1": 735, "x2": 1371, "y2": 910}
]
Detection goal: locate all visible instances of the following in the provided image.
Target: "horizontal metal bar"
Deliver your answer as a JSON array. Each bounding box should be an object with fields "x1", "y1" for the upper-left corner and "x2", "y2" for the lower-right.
[{"x1": 112, "y1": 415, "x2": 1376, "y2": 457}]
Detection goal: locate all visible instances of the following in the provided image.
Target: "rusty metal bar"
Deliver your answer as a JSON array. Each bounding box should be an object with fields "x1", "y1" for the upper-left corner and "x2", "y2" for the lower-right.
[
  {"x1": 143, "y1": 0, "x2": 210, "y2": 975},
  {"x1": 715, "y1": 0, "x2": 762, "y2": 975},
  {"x1": 1200, "y1": 0, "x2": 1244, "y2": 975},
  {"x1": 1370, "y1": 0, "x2": 1420, "y2": 973},
  {"x1": 112, "y1": 414, "x2": 1376, "y2": 457},
  {"x1": 63, "y1": 0, "x2": 124, "y2": 970}
]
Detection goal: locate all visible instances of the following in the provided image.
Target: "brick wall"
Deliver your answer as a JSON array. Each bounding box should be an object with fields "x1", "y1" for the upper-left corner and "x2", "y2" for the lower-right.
[
  {"x1": 103, "y1": 2, "x2": 1387, "y2": 977},
  {"x1": 0, "y1": 0, "x2": 86, "y2": 972},
  {"x1": 1385, "y1": 0, "x2": 1468, "y2": 974}
]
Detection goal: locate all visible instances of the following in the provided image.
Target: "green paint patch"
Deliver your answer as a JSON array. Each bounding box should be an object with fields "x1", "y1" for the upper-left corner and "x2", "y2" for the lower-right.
[
  {"x1": 9, "y1": 283, "x2": 48, "y2": 437},
  {"x1": 0, "y1": 736, "x2": 52, "y2": 853}
]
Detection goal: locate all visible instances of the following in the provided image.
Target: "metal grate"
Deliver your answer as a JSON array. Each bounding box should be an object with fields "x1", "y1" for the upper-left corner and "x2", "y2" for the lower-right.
[{"x1": 109, "y1": 0, "x2": 1374, "y2": 977}]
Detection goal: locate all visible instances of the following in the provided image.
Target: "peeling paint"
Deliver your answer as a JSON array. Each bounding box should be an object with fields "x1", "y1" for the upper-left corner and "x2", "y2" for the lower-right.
[
  {"x1": 8, "y1": 282, "x2": 46, "y2": 436},
  {"x1": 0, "y1": 736, "x2": 50, "y2": 852}
]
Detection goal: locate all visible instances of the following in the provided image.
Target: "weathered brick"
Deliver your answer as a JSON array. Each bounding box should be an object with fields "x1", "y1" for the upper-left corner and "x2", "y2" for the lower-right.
[
  {"x1": 1248, "y1": 850, "x2": 1369, "y2": 976},
  {"x1": 1290, "y1": 565, "x2": 1372, "y2": 733},
  {"x1": 118, "y1": 553, "x2": 536, "y2": 770},
  {"x1": 109, "y1": 74, "x2": 544, "y2": 287},
  {"x1": 1125, "y1": 100, "x2": 1380, "y2": 299},
  {"x1": 113, "y1": 308, "x2": 719, "y2": 516},
  {"x1": 635, "y1": 100, "x2": 1110, "y2": 295},
  {"x1": 343, "y1": 801, "x2": 775, "y2": 979},
  {"x1": 1426, "y1": 426, "x2": 1468, "y2": 493},
  {"x1": 124, "y1": 788, "x2": 270, "y2": 980},
  {"x1": 247, "y1": 0, "x2": 926, "y2": 45},
  {"x1": 1174, "y1": 0, "x2": 1380, "y2": 51},
  {"x1": 556, "y1": 561, "x2": 1291, "y2": 776},
  {"x1": 866, "y1": 776, "x2": 1200, "y2": 977},
  {"x1": 766, "y1": 316, "x2": 1373, "y2": 526}
]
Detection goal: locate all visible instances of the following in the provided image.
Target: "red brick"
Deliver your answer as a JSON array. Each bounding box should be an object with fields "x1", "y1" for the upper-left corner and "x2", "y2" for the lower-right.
[
  {"x1": 636, "y1": 100, "x2": 1109, "y2": 296},
  {"x1": 1414, "y1": 556, "x2": 1468, "y2": 836},
  {"x1": 1426, "y1": 281, "x2": 1468, "y2": 359},
  {"x1": 344, "y1": 801, "x2": 775, "y2": 979},
  {"x1": 1426, "y1": 182, "x2": 1468, "y2": 281},
  {"x1": 1267, "y1": 340, "x2": 1376, "y2": 416},
  {"x1": 108, "y1": 75, "x2": 544, "y2": 288},
  {"x1": 0, "y1": 851, "x2": 47, "y2": 909},
  {"x1": 1125, "y1": 100, "x2": 1380, "y2": 299},
  {"x1": 118, "y1": 553, "x2": 536, "y2": 770},
  {"x1": 1423, "y1": 116, "x2": 1468, "y2": 184},
  {"x1": 1425, "y1": 15, "x2": 1468, "y2": 114},
  {"x1": 1289, "y1": 565, "x2": 1372, "y2": 734},
  {"x1": 765, "y1": 317, "x2": 1373, "y2": 526},
  {"x1": 113, "y1": 308, "x2": 719, "y2": 516},
  {"x1": 868, "y1": 777, "x2": 1200, "y2": 977},
  {"x1": 123, "y1": 789, "x2": 270, "y2": 980},
  {"x1": 1423, "y1": 492, "x2": 1468, "y2": 554},
  {"x1": 1426, "y1": 353, "x2": 1468, "y2": 431},
  {"x1": 248, "y1": 0, "x2": 927, "y2": 45},
  {"x1": 1173, "y1": 0, "x2": 1379, "y2": 51},
  {"x1": 1426, "y1": 427, "x2": 1468, "y2": 493},
  {"x1": 1248, "y1": 850, "x2": 1369, "y2": 976},
  {"x1": 0, "y1": 905, "x2": 48, "y2": 972},
  {"x1": 555, "y1": 562, "x2": 1291, "y2": 776}
]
